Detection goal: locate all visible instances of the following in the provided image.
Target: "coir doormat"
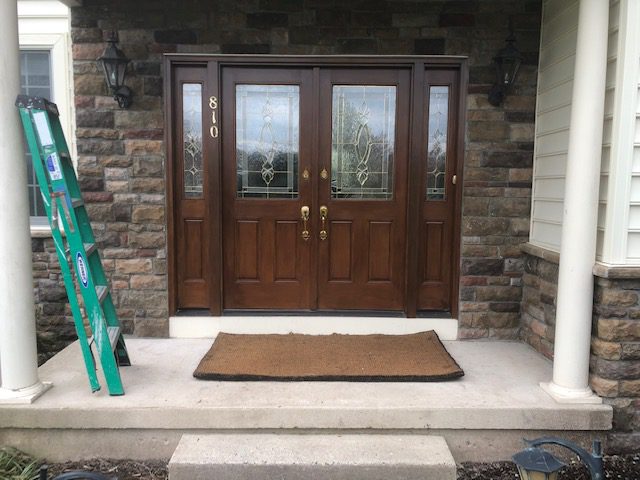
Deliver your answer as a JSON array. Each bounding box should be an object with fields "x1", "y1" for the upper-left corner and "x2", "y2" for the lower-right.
[{"x1": 193, "y1": 331, "x2": 464, "y2": 381}]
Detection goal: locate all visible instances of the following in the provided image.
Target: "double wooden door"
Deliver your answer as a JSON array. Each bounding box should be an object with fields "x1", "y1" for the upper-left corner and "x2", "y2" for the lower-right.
[
  {"x1": 169, "y1": 57, "x2": 463, "y2": 316},
  {"x1": 222, "y1": 67, "x2": 409, "y2": 310}
]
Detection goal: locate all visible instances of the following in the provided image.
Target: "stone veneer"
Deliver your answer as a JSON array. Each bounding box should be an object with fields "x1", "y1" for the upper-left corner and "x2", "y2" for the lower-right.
[
  {"x1": 33, "y1": 0, "x2": 541, "y2": 355},
  {"x1": 31, "y1": 237, "x2": 76, "y2": 365},
  {"x1": 522, "y1": 244, "x2": 640, "y2": 453}
]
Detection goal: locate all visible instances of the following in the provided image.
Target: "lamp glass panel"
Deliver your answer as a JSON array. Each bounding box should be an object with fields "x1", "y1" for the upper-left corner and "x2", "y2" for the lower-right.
[
  {"x1": 116, "y1": 59, "x2": 128, "y2": 87},
  {"x1": 103, "y1": 61, "x2": 118, "y2": 89}
]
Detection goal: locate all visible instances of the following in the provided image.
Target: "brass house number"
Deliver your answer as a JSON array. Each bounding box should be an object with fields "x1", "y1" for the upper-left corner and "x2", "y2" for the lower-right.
[{"x1": 209, "y1": 95, "x2": 219, "y2": 138}]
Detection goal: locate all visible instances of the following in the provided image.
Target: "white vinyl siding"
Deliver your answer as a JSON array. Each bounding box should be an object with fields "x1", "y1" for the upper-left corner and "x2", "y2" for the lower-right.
[
  {"x1": 530, "y1": 0, "x2": 622, "y2": 258},
  {"x1": 530, "y1": 0, "x2": 579, "y2": 251}
]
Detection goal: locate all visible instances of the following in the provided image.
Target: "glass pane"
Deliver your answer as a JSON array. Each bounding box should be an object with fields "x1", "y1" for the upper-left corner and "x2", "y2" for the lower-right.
[
  {"x1": 426, "y1": 86, "x2": 449, "y2": 201},
  {"x1": 183, "y1": 83, "x2": 203, "y2": 198},
  {"x1": 20, "y1": 50, "x2": 52, "y2": 218},
  {"x1": 331, "y1": 85, "x2": 396, "y2": 200},
  {"x1": 236, "y1": 85, "x2": 299, "y2": 199}
]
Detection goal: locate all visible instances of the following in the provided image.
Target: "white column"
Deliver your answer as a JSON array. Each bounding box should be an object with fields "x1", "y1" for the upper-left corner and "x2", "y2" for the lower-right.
[
  {"x1": 540, "y1": 0, "x2": 609, "y2": 404},
  {"x1": 0, "y1": 0, "x2": 50, "y2": 403}
]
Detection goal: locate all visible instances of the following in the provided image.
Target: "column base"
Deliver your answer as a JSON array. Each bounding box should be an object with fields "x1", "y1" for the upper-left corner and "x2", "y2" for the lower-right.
[
  {"x1": 540, "y1": 381, "x2": 603, "y2": 404},
  {"x1": 0, "y1": 381, "x2": 52, "y2": 404}
]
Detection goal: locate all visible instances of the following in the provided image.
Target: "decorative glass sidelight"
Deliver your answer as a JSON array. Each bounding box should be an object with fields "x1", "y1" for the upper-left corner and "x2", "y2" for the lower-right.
[
  {"x1": 331, "y1": 85, "x2": 396, "y2": 200},
  {"x1": 426, "y1": 86, "x2": 449, "y2": 201},
  {"x1": 236, "y1": 85, "x2": 299, "y2": 199},
  {"x1": 183, "y1": 83, "x2": 204, "y2": 198}
]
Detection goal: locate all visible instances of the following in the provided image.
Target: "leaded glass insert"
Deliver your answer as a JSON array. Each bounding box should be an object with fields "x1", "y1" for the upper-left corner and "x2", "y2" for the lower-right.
[
  {"x1": 426, "y1": 86, "x2": 449, "y2": 201},
  {"x1": 331, "y1": 86, "x2": 396, "y2": 200},
  {"x1": 236, "y1": 85, "x2": 299, "y2": 199},
  {"x1": 183, "y1": 83, "x2": 203, "y2": 198}
]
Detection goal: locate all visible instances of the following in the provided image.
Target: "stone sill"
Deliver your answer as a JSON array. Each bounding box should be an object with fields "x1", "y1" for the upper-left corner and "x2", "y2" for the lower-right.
[
  {"x1": 30, "y1": 224, "x2": 52, "y2": 238},
  {"x1": 592, "y1": 262, "x2": 640, "y2": 279},
  {"x1": 520, "y1": 242, "x2": 559, "y2": 265},
  {"x1": 522, "y1": 242, "x2": 640, "y2": 279}
]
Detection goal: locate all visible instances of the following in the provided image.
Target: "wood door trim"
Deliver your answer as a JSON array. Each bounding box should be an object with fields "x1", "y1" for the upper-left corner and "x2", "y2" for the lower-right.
[
  {"x1": 206, "y1": 60, "x2": 222, "y2": 314},
  {"x1": 166, "y1": 56, "x2": 467, "y2": 317}
]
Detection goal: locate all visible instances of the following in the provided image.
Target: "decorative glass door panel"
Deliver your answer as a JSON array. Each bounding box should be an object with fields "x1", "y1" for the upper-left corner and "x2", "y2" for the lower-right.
[
  {"x1": 236, "y1": 85, "x2": 299, "y2": 199},
  {"x1": 182, "y1": 83, "x2": 203, "y2": 198},
  {"x1": 426, "y1": 86, "x2": 449, "y2": 201},
  {"x1": 331, "y1": 86, "x2": 395, "y2": 200}
]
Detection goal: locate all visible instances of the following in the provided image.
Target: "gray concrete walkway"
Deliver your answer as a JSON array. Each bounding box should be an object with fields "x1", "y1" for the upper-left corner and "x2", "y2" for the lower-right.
[{"x1": 0, "y1": 338, "x2": 612, "y2": 462}]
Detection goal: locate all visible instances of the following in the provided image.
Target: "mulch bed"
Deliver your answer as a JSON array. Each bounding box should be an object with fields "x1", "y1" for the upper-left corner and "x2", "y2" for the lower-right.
[
  {"x1": 42, "y1": 453, "x2": 640, "y2": 480},
  {"x1": 457, "y1": 453, "x2": 640, "y2": 480},
  {"x1": 44, "y1": 460, "x2": 167, "y2": 480}
]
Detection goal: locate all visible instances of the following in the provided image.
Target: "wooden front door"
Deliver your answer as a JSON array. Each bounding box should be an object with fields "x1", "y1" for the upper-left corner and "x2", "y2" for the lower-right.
[
  {"x1": 167, "y1": 57, "x2": 465, "y2": 317},
  {"x1": 317, "y1": 69, "x2": 410, "y2": 310},
  {"x1": 221, "y1": 67, "x2": 314, "y2": 309},
  {"x1": 221, "y1": 66, "x2": 410, "y2": 311}
]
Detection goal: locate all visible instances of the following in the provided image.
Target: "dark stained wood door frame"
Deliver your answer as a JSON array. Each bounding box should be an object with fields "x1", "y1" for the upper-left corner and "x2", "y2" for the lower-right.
[{"x1": 165, "y1": 55, "x2": 468, "y2": 318}]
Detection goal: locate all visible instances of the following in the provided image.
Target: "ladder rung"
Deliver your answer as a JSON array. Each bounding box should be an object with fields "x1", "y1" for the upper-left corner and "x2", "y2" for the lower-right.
[
  {"x1": 71, "y1": 197, "x2": 83, "y2": 208},
  {"x1": 84, "y1": 242, "x2": 97, "y2": 256},
  {"x1": 96, "y1": 285, "x2": 109, "y2": 303},
  {"x1": 107, "y1": 326, "x2": 121, "y2": 352}
]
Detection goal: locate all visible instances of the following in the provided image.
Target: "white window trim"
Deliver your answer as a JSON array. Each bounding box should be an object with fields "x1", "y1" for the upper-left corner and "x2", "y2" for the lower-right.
[{"x1": 19, "y1": 31, "x2": 76, "y2": 236}]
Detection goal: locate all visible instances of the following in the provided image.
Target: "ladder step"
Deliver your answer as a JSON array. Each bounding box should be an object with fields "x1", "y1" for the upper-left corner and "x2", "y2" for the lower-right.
[
  {"x1": 107, "y1": 326, "x2": 121, "y2": 352},
  {"x1": 96, "y1": 285, "x2": 109, "y2": 303},
  {"x1": 71, "y1": 197, "x2": 84, "y2": 208},
  {"x1": 84, "y1": 242, "x2": 97, "y2": 256}
]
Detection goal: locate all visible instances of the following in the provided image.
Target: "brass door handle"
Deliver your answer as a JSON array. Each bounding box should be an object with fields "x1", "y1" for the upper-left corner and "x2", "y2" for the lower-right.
[
  {"x1": 301, "y1": 206, "x2": 310, "y2": 241},
  {"x1": 319, "y1": 205, "x2": 328, "y2": 240}
]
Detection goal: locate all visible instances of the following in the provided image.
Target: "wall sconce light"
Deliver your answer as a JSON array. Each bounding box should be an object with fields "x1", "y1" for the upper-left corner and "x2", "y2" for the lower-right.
[
  {"x1": 97, "y1": 31, "x2": 133, "y2": 109},
  {"x1": 512, "y1": 437, "x2": 604, "y2": 480},
  {"x1": 488, "y1": 27, "x2": 523, "y2": 106}
]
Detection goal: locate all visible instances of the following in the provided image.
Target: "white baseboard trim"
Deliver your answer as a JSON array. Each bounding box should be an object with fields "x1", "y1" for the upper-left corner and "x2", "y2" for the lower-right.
[{"x1": 169, "y1": 316, "x2": 459, "y2": 340}]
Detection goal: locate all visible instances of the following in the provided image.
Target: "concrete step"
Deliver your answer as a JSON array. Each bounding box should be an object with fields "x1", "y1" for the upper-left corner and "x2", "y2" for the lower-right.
[{"x1": 168, "y1": 433, "x2": 456, "y2": 480}]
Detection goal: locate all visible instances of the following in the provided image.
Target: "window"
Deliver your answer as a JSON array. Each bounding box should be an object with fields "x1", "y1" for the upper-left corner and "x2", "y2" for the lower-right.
[
  {"x1": 20, "y1": 49, "x2": 52, "y2": 222},
  {"x1": 18, "y1": 1, "x2": 74, "y2": 233}
]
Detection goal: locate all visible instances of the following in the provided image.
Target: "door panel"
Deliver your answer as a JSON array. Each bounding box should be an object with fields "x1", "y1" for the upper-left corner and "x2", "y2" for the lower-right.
[
  {"x1": 417, "y1": 71, "x2": 460, "y2": 311},
  {"x1": 318, "y1": 69, "x2": 410, "y2": 310},
  {"x1": 222, "y1": 67, "x2": 313, "y2": 309},
  {"x1": 369, "y1": 221, "x2": 392, "y2": 281},
  {"x1": 174, "y1": 68, "x2": 210, "y2": 308}
]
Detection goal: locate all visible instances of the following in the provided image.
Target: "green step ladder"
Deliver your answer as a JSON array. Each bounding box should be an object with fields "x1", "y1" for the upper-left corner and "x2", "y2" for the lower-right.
[{"x1": 16, "y1": 95, "x2": 130, "y2": 396}]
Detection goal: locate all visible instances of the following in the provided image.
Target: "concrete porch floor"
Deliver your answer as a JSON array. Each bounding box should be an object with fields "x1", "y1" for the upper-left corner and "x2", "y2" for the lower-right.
[{"x1": 0, "y1": 338, "x2": 612, "y2": 463}]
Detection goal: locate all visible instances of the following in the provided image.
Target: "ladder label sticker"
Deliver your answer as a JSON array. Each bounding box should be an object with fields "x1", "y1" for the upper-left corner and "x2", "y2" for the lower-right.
[
  {"x1": 46, "y1": 153, "x2": 63, "y2": 181},
  {"x1": 33, "y1": 111, "x2": 54, "y2": 146},
  {"x1": 76, "y1": 252, "x2": 89, "y2": 288}
]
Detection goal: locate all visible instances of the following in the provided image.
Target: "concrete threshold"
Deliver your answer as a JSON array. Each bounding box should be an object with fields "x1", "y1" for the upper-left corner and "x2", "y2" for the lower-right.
[{"x1": 0, "y1": 338, "x2": 612, "y2": 463}]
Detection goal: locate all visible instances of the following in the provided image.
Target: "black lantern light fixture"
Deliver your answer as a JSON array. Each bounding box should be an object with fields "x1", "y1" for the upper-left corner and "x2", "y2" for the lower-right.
[
  {"x1": 512, "y1": 437, "x2": 604, "y2": 480},
  {"x1": 488, "y1": 26, "x2": 523, "y2": 106},
  {"x1": 97, "y1": 31, "x2": 132, "y2": 109}
]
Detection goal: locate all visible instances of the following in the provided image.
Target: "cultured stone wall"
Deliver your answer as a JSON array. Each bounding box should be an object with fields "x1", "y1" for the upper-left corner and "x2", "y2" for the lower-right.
[
  {"x1": 520, "y1": 244, "x2": 558, "y2": 359},
  {"x1": 590, "y1": 275, "x2": 640, "y2": 452},
  {"x1": 522, "y1": 248, "x2": 640, "y2": 453},
  {"x1": 30, "y1": 0, "x2": 542, "y2": 341},
  {"x1": 31, "y1": 238, "x2": 76, "y2": 364}
]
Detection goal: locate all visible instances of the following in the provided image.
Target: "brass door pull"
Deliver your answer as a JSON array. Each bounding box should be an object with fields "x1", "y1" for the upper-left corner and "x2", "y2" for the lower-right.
[
  {"x1": 301, "y1": 206, "x2": 310, "y2": 241},
  {"x1": 319, "y1": 205, "x2": 328, "y2": 240}
]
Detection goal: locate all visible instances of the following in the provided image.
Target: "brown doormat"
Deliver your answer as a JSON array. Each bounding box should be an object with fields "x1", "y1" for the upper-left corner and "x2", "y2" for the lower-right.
[{"x1": 193, "y1": 331, "x2": 464, "y2": 382}]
